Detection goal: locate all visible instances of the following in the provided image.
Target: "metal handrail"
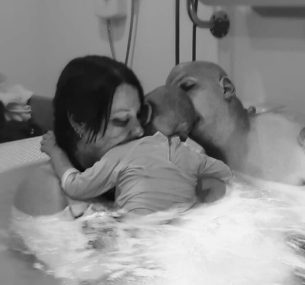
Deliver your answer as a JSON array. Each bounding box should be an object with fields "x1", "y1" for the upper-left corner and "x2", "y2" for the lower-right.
[{"x1": 187, "y1": 0, "x2": 210, "y2": 28}]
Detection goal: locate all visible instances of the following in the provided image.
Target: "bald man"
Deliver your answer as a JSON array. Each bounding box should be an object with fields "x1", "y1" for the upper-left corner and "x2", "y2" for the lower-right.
[{"x1": 166, "y1": 61, "x2": 305, "y2": 186}]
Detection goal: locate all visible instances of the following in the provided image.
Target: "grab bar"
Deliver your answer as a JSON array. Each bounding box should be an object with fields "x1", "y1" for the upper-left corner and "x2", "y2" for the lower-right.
[
  {"x1": 187, "y1": 0, "x2": 230, "y2": 38},
  {"x1": 187, "y1": 0, "x2": 209, "y2": 28}
]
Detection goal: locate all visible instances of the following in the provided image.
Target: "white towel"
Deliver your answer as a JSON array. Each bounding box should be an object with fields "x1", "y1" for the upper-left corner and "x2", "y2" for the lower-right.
[{"x1": 0, "y1": 83, "x2": 33, "y2": 106}]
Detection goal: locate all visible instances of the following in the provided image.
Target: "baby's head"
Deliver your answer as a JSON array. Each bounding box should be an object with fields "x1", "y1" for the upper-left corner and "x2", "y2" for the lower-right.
[{"x1": 144, "y1": 85, "x2": 197, "y2": 141}]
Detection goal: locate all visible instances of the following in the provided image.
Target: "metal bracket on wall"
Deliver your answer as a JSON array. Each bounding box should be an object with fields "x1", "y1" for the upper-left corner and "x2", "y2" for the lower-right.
[{"x1": 187, "y1": 0, "x2": 230, "y2": 38}]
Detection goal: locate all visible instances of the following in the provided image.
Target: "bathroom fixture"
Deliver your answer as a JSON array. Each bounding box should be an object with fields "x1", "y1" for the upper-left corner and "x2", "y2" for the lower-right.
[{"x1": 187, "y1": 0, "x2": 230, "y2": 38}]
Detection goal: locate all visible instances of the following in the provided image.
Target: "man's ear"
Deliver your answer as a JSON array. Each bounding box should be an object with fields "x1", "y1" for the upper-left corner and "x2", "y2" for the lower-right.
[{"x1": 219, "y1": 75, "x2": 236, "y2": 101}]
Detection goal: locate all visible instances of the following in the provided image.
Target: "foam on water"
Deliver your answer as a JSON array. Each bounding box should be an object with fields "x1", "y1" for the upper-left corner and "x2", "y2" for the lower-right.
[{"x1": 9, "y1": 175, "x2": 305, "y2": 285}]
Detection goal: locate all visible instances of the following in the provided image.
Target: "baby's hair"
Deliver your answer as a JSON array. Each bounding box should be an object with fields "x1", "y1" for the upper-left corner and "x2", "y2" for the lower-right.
[{"x1": 145, "y1": 86, "x2": 197, "y2": 139}]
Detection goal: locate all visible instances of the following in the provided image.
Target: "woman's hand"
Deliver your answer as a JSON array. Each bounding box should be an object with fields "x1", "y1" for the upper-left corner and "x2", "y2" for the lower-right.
[{"x1": 40, "y1": 130, "x2": 58, "y2": 157}]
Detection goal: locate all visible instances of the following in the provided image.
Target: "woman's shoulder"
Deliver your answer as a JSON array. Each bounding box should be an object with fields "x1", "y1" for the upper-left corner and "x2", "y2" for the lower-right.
[
  {"x1": 20, "y1": 161, "x2": 57, "y2": 184},
  {"x1": 14, "y1": 161, "x2": 67, "y2": 216}
]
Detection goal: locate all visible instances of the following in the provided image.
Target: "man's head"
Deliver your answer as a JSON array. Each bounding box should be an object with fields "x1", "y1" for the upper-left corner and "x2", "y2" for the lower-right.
[
  {"x1": 145, "y1": 85, "x2": 198, "y2": 141},
  {"x1": 166, "y1": 61, "x2": 250, "y2": 156}
]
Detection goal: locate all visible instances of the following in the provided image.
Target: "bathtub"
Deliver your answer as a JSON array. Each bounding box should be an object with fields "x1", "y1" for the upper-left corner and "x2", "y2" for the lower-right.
[
  {"x1": 1, "y1": 136, "x2": 305, "y2": 285},
  {"x1": 0, "y1": 136, "x2": 60, "y2": 285}
]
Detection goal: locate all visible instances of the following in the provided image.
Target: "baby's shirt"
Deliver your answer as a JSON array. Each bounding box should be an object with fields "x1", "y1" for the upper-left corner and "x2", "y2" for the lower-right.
[{"x1": 61, "y1": 132, "x2": 232, "y2": 213}]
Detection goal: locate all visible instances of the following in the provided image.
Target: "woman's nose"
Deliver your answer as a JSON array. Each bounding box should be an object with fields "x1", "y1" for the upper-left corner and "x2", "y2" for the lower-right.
[{"x1": 130, "y1": 120, "x2": 144, "y2": 138}]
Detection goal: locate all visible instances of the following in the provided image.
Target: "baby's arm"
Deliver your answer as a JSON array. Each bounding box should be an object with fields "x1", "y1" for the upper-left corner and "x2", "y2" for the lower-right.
[
  {"x1": 197, "y1": 155, "x2": 232, "y2": 203},
  {"x1": 41, "y1": 131, "x2": 118, "y2": 200},
  {"x1": 40, "y1": 131, "x2": 74, "y2": 180},
  {"x1": 196, "y1": 177, "x2": 226, "y2": 203}
]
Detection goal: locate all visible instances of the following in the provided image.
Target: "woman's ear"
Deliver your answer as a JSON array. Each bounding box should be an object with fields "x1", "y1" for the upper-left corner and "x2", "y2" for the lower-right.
[{"x1": 67, "y1": 113, "x2": 86, "y2": 138}]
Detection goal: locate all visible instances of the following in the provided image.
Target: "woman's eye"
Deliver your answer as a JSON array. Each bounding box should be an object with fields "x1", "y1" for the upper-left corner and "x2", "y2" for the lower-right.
[{"x1": 112, "y1": 118, "x2": 129, "y2": 127}]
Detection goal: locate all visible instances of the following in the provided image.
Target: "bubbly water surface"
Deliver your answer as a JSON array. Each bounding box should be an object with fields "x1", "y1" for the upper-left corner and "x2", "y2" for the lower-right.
[{"x1": 9, "y1": 175, "x2": 305, "y2": 285}]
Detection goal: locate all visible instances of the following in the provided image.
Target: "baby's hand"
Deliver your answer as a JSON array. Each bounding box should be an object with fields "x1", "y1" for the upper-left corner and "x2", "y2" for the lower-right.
[
  {"x1": 197, "y1": 177, "x2": 226, "y2": 203},
  {"x1": 40, "y1": 131, "x2": 58, "y2": 156}
]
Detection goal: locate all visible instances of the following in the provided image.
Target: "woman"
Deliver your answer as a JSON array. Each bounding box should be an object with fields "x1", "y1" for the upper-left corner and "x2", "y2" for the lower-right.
[
  {"x1": 13, "y1": 55, "x2": 145, "y2": 217},
  {"x1": 8, "y1": 55, "x2": 151, "y2": 282},
  {"x1": 10, "y1": 55, "x2": 230, "y2": 283}
]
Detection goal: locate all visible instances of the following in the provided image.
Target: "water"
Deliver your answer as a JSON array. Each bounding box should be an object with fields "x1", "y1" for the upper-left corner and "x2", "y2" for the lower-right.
[
  {"x1": 0, "y1": 164, "x2": 60, "y2": 285},
  {"x1": 6, "y1": 174, "x2": 305, "y2": 285},
  {"x1": 0, "y1": 136, "x2": 304, "y2": 284}
]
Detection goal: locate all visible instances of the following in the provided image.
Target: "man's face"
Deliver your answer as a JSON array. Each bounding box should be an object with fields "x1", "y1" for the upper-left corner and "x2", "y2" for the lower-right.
[
  {"x1": 167, "y1": 63, "x2": 224, "y2": 123},
  {"x1": 166, "y1": 61, "x2": 241, "y2": 145}
]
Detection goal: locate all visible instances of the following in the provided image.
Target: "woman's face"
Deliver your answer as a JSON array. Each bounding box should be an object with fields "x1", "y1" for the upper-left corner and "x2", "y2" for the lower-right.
[{"x1": 77, "y1": 84, "x2": 143, "y2": 167}]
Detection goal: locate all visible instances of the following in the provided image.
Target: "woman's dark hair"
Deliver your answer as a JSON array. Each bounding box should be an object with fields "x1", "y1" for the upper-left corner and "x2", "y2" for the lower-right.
[{"x1": 53, "y1": 55, "x2": 144, "y2": 169}]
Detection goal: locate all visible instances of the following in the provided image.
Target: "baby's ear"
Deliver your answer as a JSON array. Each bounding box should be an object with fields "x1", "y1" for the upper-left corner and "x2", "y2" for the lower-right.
[{"x1": 141, "y1": 102, "x2": 152, "y2": 126}]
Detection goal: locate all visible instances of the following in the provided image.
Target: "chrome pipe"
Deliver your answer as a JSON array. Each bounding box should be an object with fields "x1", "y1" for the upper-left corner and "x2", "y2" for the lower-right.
[{"x1": 187, "y1": 0, "x2": 210, "y2": 28}]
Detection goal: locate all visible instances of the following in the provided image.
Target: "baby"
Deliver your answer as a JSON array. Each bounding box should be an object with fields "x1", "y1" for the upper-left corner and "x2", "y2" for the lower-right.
[{"x1": 41, "y1": 85, "x2": 232, "y2": 216}]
